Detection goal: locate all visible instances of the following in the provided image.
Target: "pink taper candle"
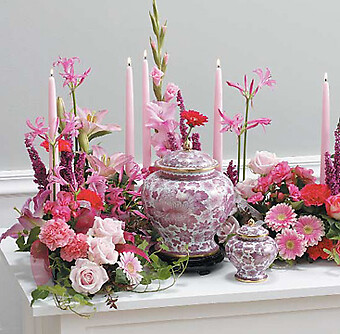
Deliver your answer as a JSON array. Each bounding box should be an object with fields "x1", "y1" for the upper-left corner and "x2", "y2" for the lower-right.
[
  {"x1": 142, "y1": 50, "x2": 151, "y2": 168},
  {"x1": 213, "y1": 59, "x2": 223, "y2": 171},
  {"x1": 320, "y1": 72, "x2": 330, "y2": 184},
  {"x1": 125, "y1": 58, "x2": 135, "y2": 172},
  {"x1": 48, "y1": 69, "x2": 59, "y2": 197}
]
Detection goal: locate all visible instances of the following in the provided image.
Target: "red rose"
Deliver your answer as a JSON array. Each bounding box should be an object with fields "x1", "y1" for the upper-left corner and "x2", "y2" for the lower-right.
[
  {"x1": 307, "y1": 238, "x2": 333, "y2": 260},
  {"x1": 77, "y1": 189, "x2": 103, "y2": 211},
  {"x1": 300, "y1": 184, "x2": 331, "y2": 207},
  {"x1": 326, "y1": 194, "x2": 340, "y2": 220},
  {"x1": 181, "y1": 110, "x2": 208, "y2": 127}
]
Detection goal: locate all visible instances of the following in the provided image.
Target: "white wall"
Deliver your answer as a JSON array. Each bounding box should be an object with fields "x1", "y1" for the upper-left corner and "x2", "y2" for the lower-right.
[{"x1": 1, "y1": 0, "x2": 340, "y2": 173}]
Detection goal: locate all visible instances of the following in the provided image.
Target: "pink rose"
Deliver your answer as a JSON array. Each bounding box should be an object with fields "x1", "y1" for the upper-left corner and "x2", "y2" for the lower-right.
[
  {"x1": 326, "y1": 195, "x2": 340, "y2": 220},
  {"x1": 249, "y1": 151, "x2": 278, "y2": 175},
  {"x1": 163, "y1": 83, "x2": 179, "y2": 102},
  {"x1": 88, "y1": 217, "x2": 125, "y2": 244},
  {"x1": 294, "y1": 166, "x2": 316, "y2": 184},
  {"x1": 236, "y1": 178, "x2": 257, "y2": 198},
  {"x1": 150, "y1": 66, "x2": 164, "y2": 86},
  {"x1": 88, "y1": 236, "x2": 119, "y2": 265},
  {"x1": 70, "y1": 258, "x2": 108, "y2": 295},
  {"x1": 39, "y1": 218, "x2": 75, "y2": 251},
  {"x1": 254, "y1": 174, "x2": 273, "y2": 193}
]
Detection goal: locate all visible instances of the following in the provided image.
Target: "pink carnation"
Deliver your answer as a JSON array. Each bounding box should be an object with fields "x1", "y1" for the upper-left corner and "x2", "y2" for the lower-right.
[
  {"x1": 270, "y1": 161, "x2": 292, "y2": 184},
  {"x1": 288, "y1": 184, "x2": 301, "y2": 201},
  {"x1": 254, "y1": 174, "x2": 273, "y2": 193},
  {"x1": 39, "y1": 218, "x2": 75, "y2": 251},
  {"x1": 247, "y1": 192, "x2": 264, "y2": 204},
  {"x1": 60, "y1": 233, "x2": 89, "y2": 262}
]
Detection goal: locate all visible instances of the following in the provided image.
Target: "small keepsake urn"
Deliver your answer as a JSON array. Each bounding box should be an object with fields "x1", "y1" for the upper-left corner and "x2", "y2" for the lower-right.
[
  {"x1": 225, "y1": 220, "x2": 278, "y2": 282},
  {"x1": 141, "y1": 149, "x2": 235, "y2": 258}
]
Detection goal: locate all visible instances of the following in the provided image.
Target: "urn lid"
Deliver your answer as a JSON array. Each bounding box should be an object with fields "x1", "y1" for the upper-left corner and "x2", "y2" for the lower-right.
[
  {"x1": 237, "y1": 219, "x2": 269, "y2": 239},
  {"x1": 155, "y1": 149, "x2": 219, "y2": 173}
]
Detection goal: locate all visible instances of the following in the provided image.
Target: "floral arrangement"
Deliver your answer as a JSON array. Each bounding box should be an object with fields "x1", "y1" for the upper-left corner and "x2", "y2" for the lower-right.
[
  {"x1": 147, "y1": 0, "x2": 208, "y2": 156},
  {"x1": 235, "y1": 144, "x2": 340, "y2": 264},
  {"x1": 0, "y1": 56, "x2": 187, "y2": 316}
]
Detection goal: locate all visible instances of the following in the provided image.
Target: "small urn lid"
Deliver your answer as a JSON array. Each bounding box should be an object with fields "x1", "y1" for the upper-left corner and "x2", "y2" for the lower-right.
[
  {"x1": 155, "y1": 149, "x2": 219, "y2": 173},
  {"x1": 237, "y1": 219, "x2": 269, "y2": 239}
]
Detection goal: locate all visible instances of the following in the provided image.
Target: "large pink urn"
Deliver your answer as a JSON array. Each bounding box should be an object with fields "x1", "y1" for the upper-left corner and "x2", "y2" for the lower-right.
[{"x1": 141, "y1": 149, "x2": 235, "y2": 259}]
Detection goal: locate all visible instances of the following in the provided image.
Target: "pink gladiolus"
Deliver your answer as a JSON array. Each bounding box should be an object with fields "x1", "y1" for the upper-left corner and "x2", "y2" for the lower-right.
[
  {"x1": 150, "y1": 66, "x2": 164, "y2": 86},
  {"x1": 163, "y1": 52, "x2": 169, "y2": 65},
  {"x1": 150, "y1": 39, "x2": 157, "y2": 50},
  {"x1": 146, "y1": 101, "x2": 179, "y2": 132},
  {"x1": 219, "y1": 111, "x2": 244, "y2": 136},
  {"x1": 163, "y1": 83, "x2": 179, "y2": 102},
  {"x1": 246, "y1": 118, "x2": 272, "y2": 131}
]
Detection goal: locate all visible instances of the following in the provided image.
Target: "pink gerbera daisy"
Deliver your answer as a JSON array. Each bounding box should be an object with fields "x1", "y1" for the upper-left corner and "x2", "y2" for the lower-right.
[
  {"x1": 117, "y1": 252, "x2": 143, "y2": 285},
  {"x1": 265, "y1": 203, "x2": 297, "y2": 232},
  {"x1": 295, "y1": 215, "x2": 325, "y2": 247},
  {"x1": 276, "y1": 229, "x2": 307, "y2": 260}
]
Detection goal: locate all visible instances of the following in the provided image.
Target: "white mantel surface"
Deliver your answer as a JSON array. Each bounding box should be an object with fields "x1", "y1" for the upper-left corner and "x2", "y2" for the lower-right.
[{"x1": 2, "y1": 231, "x2": 340, "y2": 322}]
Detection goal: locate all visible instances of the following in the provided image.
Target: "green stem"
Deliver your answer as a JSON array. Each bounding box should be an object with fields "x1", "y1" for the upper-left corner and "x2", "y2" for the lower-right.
[
  {"x1": 237, "y1": 135, "x2": 241, "y2": 180},
  {"x1": 71, "y1": 89, "x2": 79, "y2": 151},
  {"x1": 242, "y1": 98, "x2": 250, "y2": 181},
  {"x1": 52, "y1": 144, "x2": 56, "y2": 201}
]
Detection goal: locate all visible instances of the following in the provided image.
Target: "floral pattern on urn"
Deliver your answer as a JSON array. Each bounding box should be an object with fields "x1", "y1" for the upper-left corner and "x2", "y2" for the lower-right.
[
  {"x1": 225, "y1": 220, "x2": 278, "y2": 282},
  {"x1": 141, "y1": 149, "x2": 235, "y2": 257}
]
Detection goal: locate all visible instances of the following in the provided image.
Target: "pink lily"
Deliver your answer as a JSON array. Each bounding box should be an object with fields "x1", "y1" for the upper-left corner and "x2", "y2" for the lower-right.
[
  {"x1": 253, "y1": 68, "x2": 276, "y2": 96},
  {"x1": 77, "y1": 107, "x2": 121, "y2": 141},
  {"x1": 86, "y1": 171, "x2": 107, "y2": 200},
  {"x1": 26, "y1": 117, "x2": 48, "y2": 139},
  {"x1": 226, "y1": 80, "x2": 245, "y2": 95},
  {"x1": 246, "y1": 118, "x2": 272, "y2": 130},
  {"x1": 0, "y1": 190, "x2": 50, "y2": 243},
  {"x1": 87, "y1": 145, "x2": 133, "y2": 177},
  {"x1": 219, "y1": 110, "x2": 244, "y2": 136}
]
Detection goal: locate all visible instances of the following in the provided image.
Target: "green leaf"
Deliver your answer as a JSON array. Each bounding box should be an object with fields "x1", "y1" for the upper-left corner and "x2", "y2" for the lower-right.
[
  {"x1": 159, "y1": 243, "x2": 169, "y2": 252},
  {"x1": 88, "y1": 130, "x2": 112, "y2": 142},
  {"x1": 31, "y1": 288, "x2": 49, "y2": 306},
  {"x1": 138, "y1": 239, "x2": 149, "y2": 251},
  {"x1": 16, "y1": 235, "x2": 27, "y2": 251},
  {"x1": 27, "y1": 226, "x2": 40, "y2": 245},
  {"x1": 73, "y1": 294, "x2": 93, "y2": 306},
  {"x1": 290, "y1": 201, "x2": 303, "y2": 210},
  {"x1": 115, "y1": 268, "x2": 129, "y2": 285},
  {"x1": 326, "y1": 223, "x2": 340, "y2": 240},
  {"x1": 149, "y1": 12, "x2": 159, "y2": 37},
  {"x1": 158, "y1": 267, "x2": 171, "y2": 280},
  {"x1": 334, "y1": 250, "x2": 340, "y2": 265}
]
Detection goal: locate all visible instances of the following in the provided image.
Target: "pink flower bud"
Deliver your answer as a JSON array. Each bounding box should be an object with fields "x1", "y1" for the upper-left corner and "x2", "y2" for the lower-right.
[
  {"x1": 162, "y1": 25, "x2": 167, "y2": 34},
  {"x1": 151, "y1": 40, "x2": 157, "y2": 50},
  {"x1": 164, "y1": 52, "x2": 169, "y2": 65}
]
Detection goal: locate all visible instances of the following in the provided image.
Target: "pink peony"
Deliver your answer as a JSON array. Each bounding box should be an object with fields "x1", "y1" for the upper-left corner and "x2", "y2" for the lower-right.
[
  {"x1": 88, "y1": 217, "x2": 125, "y2": 244},
  {"x1": 270, "y1": 161, "x2": 292, "y2": 184},
  {"x1": 265, "y1": 203, "x2": 297, "y2": 232},
  {"x1": 249, "y1": 151, "x2": 278, "y2": 175},
  {"x1": 69, "y1": 258, "x2": 108, "y2": 295},
  {"x1": 163, "y1": 83, "x2": 179, "y2": 102},
  {"x1": 288, "y1": 184, "x2": 301, "y2": 201},
  {"x1": 247, "y1": 192, "x2": 264, "y2": 204},
  {"x1": 60, "y1": 233, "x2": 89, "y2": 262},
  {"x1": 88, "y1": 236, "x2": 119, "y2": 265},
  {"x1": 39, "y1": 218, "x2": 75, "y2": 251},
  {"x1": 326, "y1": 194, "x2": 340, "y2": 220},
  {"x1": 150, "y1": 66, "x2": 164, "y2": 86},
  {"x1": 276, "y1": 229, "x2": 306, "y2": 260},
  {"x1": 295, "y1": 215, "x2": 325, "y2": 247},
  {"x1": 235, "y1": 178, "x2": 257, "y2": 198},
  {"x1": 118, "y1": 252, "x2": 143, "y2": 286}
]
